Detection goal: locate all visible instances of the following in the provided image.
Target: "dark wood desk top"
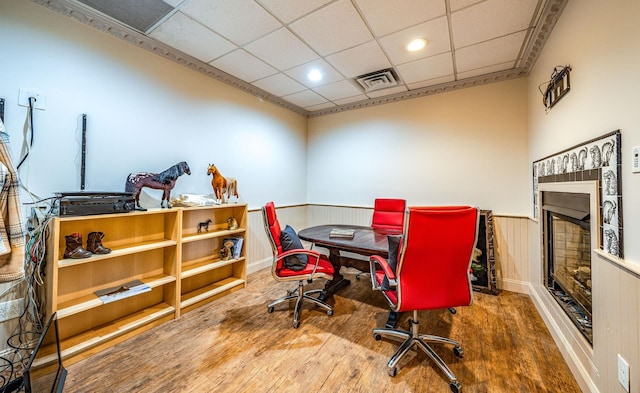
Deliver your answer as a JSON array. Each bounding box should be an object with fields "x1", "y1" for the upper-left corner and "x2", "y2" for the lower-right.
[{"x1": 298, "y1": 224, "x2": 401, "y2": 257}]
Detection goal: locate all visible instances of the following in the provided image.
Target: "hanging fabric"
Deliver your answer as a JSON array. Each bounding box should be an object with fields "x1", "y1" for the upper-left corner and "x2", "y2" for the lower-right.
[{"x1": 0, "y1": 118, "x2": 26, "y2": 282}]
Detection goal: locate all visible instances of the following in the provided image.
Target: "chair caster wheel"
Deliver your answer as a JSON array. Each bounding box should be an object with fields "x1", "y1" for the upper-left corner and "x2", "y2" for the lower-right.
[
  {"x1": 268, "y1": 306, "x2": 274, "y2": 313},
  {"x1": 453, "y1": 346, "x2": 464, "y2": 358},
  {"x1": 449, "y1": 381, "x2": 461, "y2": 393},
  {"x1": 293, "y1": 321, "x2": 300, "y2": 328},
  {"x1": 388, "y1": 367, "x2": 397, "y2": 377},
  {"x1": 374, "y1": 333, "x2": 382, "y2": 341},
  {"x1": 327, "y1": 309, "x2": 334, "y2": 316}
]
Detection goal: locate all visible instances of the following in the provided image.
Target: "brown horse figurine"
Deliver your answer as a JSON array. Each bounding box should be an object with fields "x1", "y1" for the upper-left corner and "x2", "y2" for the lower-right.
[
  {"x1": 207, "y1": 164, "x2": 227, "y2": 204},
  {"x1": 125, "y1": 161, "x2": 191, "y2": 209}
]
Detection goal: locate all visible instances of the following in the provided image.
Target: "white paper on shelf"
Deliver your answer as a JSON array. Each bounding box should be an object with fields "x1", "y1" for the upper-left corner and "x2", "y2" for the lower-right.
[{"x1": 95, "y1": 279, "x2": 151, "y2": 304}]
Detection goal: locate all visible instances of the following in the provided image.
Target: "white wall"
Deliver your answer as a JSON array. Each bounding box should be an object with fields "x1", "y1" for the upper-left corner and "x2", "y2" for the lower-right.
[
  {"x1": 528, "y1": 1, "x2": 640, "y2": 392},
  {"x1": 0, "y1": 0, "x2": 308, "y2": 210},
  {"x1": 528, "y1": 1, "x2": 640, "y2": 260},
  {"x1": 307, "y1": 79, "x2": 530, "y2": 216},
  {"x1": 0, "y1": 0, "x2": 308, "y2": 354}
]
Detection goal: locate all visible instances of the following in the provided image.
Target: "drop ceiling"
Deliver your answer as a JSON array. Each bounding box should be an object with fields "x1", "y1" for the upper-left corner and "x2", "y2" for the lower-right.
[{"x1": 32, "y1": 0, "x2": 567, "y2": 117}]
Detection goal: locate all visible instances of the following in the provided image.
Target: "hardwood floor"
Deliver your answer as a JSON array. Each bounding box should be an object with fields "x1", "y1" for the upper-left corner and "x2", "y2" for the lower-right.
[{"x1": 63, "y1": 269, "x2": 582, "y2": 392}]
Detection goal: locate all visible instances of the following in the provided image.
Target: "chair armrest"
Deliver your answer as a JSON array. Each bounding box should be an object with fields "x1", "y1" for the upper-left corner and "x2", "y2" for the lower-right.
[
  {"x1": 369, "y1": 255, "x2": 397, "y2": 290},
  {"x1": 276, "y1": 249, "x2": 325, "y2": 275}
]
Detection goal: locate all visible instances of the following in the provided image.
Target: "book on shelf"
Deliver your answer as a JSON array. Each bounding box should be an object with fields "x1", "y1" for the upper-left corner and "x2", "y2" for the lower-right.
[
  {"x1": 94, "y1": 279, "x2": 151, "y2": 304},
  {"x1": 329, "y1": 228, "x2": 355, "y2": 239},
  {"x1": 223, "y1": 236, "x2": 244, "y2": 259}
]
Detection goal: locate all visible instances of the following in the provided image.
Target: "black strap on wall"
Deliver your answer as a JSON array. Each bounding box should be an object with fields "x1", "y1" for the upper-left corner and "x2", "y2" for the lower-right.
[{"x1": 81, "y1": 114, "x2": 87, "y2": 190}]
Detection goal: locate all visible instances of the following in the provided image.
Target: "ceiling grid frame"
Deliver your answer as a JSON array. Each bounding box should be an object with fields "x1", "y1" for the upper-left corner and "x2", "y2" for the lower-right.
[{"x1": 30, "y1": 0, "x2": 568, "y2": 117}]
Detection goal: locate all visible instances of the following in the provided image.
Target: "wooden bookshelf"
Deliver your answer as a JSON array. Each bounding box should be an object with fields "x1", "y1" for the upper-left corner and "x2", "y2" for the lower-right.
[{"x1": 45, "y1": 204, "x2": 247, "y2": 365}]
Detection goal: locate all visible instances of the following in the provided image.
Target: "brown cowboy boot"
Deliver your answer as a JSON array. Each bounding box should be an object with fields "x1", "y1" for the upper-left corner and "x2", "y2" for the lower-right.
[
  {"x1": 63, "y1": 233, "x2": 92, "y2": 259},
  {"x1": 86, "y1": 231, "x2": 111, "y2": 254}
]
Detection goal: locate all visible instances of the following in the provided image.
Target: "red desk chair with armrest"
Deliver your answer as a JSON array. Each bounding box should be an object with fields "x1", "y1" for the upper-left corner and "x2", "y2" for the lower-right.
[
  {"x1": 262, "y1": 202, "x2": 334, "y2": 328},
  {"x1": 355, "y1": 198, "x2": 406, "y2": 281},
  {"x1": 370, "y1": 206, "x2": 479, "y2": 393},
  {"x1": 371, "y1": 198, "x2": 406, "y2": 231}
]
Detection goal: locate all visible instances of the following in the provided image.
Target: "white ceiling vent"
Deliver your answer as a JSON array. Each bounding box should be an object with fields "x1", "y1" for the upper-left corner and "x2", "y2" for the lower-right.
[{"x1": 355, "y1": 68, "x2": 401, "y2": 92}]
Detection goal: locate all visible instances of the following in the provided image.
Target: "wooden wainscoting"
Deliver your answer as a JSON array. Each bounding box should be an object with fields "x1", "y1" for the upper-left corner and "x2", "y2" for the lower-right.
[
  {"x1": 246, "y1": 205, "x2": 533, "y2": 295},
  {"x1": 246, "y1": 205, "x2": 310, "y2": 274},
  {"x1": 492, "y1": 215, "x2": 530, "y2": 293}
]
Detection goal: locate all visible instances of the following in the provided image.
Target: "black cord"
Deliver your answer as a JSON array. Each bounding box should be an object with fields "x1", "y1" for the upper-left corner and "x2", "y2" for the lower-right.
[
  {"x1": 17, "y1": 97, "x2": 36, "y2": 170},
  {"x1": 28, "y1": 98, "x2": 34, "y2": 147}
]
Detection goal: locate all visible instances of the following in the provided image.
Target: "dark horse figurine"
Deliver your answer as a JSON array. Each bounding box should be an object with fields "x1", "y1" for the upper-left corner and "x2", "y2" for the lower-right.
[{"x1": 125, "y1": 161, "x2": 191, "y2": 210}]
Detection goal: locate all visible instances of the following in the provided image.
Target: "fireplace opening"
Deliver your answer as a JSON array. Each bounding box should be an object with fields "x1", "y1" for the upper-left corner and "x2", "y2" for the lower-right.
[{"x1": 542, "y1": 191, "x2": 593, "y2": 345}]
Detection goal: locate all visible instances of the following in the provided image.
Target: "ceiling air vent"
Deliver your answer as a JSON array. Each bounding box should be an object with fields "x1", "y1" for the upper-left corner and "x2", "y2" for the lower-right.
[{"x1": 355, "y1": 68, "x2": 401, "y2": 92}]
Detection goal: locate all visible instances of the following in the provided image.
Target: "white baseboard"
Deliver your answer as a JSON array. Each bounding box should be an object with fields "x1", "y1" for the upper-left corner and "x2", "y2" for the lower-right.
[
  {"x1": 248, "y1": 257, "x2": 271, "y2": 275},
  {"x1": 497, "y1": 278, "x2": 529, "y2": 294},
  {"x1": 528, "y1": 283, "x2": 599, "y2": 393}
]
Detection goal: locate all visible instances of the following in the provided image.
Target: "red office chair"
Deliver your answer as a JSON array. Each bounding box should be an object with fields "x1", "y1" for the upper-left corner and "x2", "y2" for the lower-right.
[
  {"x1": 371, "y1": 198, "x2": 406, "y2": 231},
  {"x1": 262, "y1": 202, "x2": 334, "y2": 328},
  {"x1": 370, "y1": 206, "x2": 479, "y2": 393},
  {"x1": 353, "y1": 198, "x2": 406, "y2": 281}
]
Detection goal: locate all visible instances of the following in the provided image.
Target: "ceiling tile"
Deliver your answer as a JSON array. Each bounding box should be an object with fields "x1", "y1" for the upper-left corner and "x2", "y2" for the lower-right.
[
  {"x1": 452, "y1": 0, "x2": 538, "y2": 48},
  {"x1": 455, "y1": 31, "x2": 526, "y2": 72},
  {"x1": 366, "y1": 85, "x2": 408, "y2": 98},
  {"x1": 313, "y1": 80, "x2": 363, "y2": 101},
  {"x1": 181, "y1": 0, "x2": 281, "y2": 46},
  {"x1": 290, "y1": 0, "x2": 373, "y2": 56},
  {"x1": 407, "y1": 74, "x2": 455, "y2": 90},
  {"x1": 325, "y1": 40, "x2": 391, "y2": 78},
  {"x1": 244, "y1": 28, "x2": 318, "y2": 71},
  {"x1": 285, "y1": 59, "x2": 344, "y2": 88},
  {"x1": 282, "y1": 90, "x2": 328, "y2": 107},
  {"x1": 306, "y1": 102, "x2": 337, "y2": 111},
  {"x1": 355, "y1": 0, "x2": 446, "y2": 36},
  {"x1": 379, "y1": 16, "x2": 451, "y2": 65},
  {"x1": 456, "y1": 61, "x2": 514, "y2": 80},
  {"x1": 252, "y1": 73, "x2": 307, "y2": 97},
  {"x1": 258, "y1": 0, "x2": 334, "y2": 23},
  {"x1": 396, "y1": 52, "x2": 454, "y2": 84},
  {"x1": 149, "y1": 11, "x2": 236, "y2": 62},
  {"x1": 164, "y1": 0, "x2": 184, "y2": 7},
  {"x1": 333, "y1": 94, "x2": 369, "y2": 105},
  {"x1": 210, "y1": 49, "x2": 277, "y2": 82},
  {"x1": 449, "y1": 0, "x2": 484, "y2": 12}
]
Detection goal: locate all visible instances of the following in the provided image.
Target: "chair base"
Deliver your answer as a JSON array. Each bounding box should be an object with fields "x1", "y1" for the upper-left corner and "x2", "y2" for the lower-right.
[
  {"x1": 268, "y1": 281, "x2": 333, "y2": 328},
  {"x1": 373, "y1": 310, "x2": 463, "y2": 393}
]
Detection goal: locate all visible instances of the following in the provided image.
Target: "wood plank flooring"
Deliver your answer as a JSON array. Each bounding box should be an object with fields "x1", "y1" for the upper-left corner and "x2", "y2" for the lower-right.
[{"x1": 63, "y1": 269, "x2": 582, "y2": 392}]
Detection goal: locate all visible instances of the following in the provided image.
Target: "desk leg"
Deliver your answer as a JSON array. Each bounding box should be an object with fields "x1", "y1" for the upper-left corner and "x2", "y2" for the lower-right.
[{"x1": 319, "y1": 248, "x2": 350, "y2": 300}]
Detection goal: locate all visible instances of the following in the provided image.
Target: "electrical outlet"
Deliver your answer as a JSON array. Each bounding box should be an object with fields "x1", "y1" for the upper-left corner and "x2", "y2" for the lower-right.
[
  {"x1": 0, "y1": 298, "x2": 24, "y2": 322},
  {"x1": 18, "y1": 88, "x2": 46, "y2": 110},
  {"x1": 618, "y1": 354, "x2": 630, "y2": 392}
]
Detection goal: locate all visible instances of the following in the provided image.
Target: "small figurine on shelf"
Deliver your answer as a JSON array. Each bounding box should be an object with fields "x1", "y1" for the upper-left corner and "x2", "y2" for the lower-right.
[
  {"x1": 197, "y1": 219, "x2": 212, "y2": 233},
  {"x1": 219, "y1": 240, "x2": 235, "y2": 260},
  {"x1": 207, "y1": 164, "x2": 227, "y2": 204},
  {"x1": 206, "y1": 164, "x2": 240, "y2": 204},
  {"x1": 227, "y1": 217, "x2": 238, "y2": 230},
  {"x1": 125, "y1": 161, "x2": 191, "y2": 209}
]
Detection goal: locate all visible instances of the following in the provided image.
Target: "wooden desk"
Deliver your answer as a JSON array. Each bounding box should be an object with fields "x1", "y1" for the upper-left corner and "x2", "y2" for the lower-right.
[{"x1": 298, "y1": 224, "x2": 402, "y2": 326}]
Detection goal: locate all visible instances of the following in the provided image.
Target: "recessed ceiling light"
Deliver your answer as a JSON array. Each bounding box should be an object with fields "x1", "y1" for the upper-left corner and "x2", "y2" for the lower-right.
[
  {"x1": 307, "y1": 69, "x2": 323, "y2": 82},
  {"x1": 406, "y1": 38, "x2": 428, "y2": 52}
]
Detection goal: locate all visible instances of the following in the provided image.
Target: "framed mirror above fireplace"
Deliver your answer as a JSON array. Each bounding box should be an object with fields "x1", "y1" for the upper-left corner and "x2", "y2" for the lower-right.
[{"x1": 539, "y1": 181, "x2": 599, "y2": 345}]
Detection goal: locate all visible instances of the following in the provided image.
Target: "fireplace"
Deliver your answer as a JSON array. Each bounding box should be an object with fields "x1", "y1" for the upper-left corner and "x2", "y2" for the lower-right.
[{"x1": 541, "y1": 184, "x2": 596, "y2": 345}]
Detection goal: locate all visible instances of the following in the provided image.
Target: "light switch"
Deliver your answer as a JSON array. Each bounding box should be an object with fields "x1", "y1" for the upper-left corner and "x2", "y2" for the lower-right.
[{"x1": 633, "y1": 146, "x2": 640, "y2": 173}]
